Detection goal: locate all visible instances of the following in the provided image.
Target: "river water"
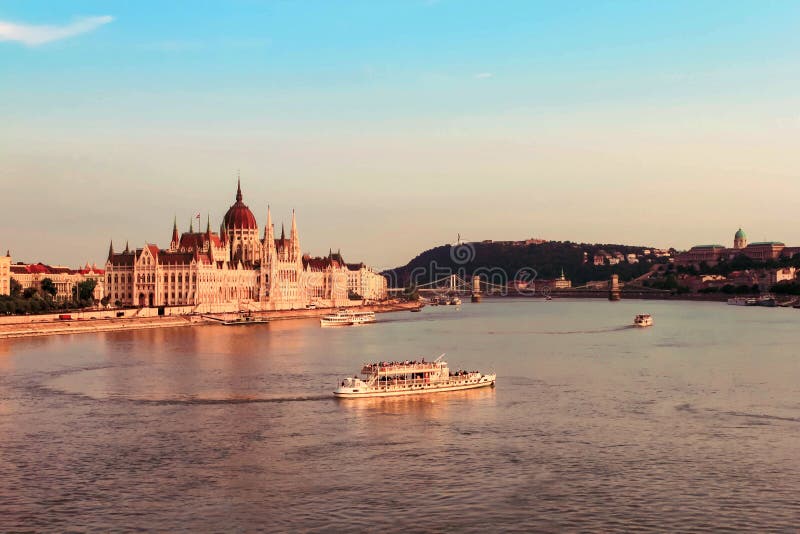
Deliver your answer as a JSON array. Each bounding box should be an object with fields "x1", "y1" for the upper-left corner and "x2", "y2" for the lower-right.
[{"x1": 0, "y1": 300, "x2": 798, "y2": 532}]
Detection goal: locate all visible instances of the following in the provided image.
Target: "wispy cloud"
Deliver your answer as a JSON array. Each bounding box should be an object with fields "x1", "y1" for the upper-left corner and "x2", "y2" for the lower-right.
[
  {"x1": 474, "y1": 72, "x2": 494, "y2": 79},
  {"x1": 0, "y1": 15, "x2": 113, "y2": 46}
]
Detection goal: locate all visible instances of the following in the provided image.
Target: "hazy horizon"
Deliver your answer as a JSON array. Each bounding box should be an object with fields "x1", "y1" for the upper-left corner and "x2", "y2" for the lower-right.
[{"x1": 2, "y1": 1, "x2": 799, "y2": 269}]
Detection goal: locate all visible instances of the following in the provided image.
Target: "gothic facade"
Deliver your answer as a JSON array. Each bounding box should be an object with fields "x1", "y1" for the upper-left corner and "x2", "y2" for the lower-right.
[{"x1": 105, "y1": 181, "x2": 385, "y2": 311}]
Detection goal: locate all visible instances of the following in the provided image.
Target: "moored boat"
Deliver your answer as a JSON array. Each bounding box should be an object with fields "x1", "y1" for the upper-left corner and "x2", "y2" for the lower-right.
[
  {"x1": 220, "y1": 313, "x2": 270, "y2": 326},
  {"x1": 756, "y1": 294, "x2": 776, "y2": 307},
  {"x1": 727, "y1": 297, "x2": 758, "y2": 306},
  {"x1": 634, "y1": 314, "x2": 653, "y2": 327},
  {"x1": 334, "y1": 354, "x2": 495, "y2": 398},
  {"x1": 320, "y1": 309, "x2": 376, "y2": 327}
]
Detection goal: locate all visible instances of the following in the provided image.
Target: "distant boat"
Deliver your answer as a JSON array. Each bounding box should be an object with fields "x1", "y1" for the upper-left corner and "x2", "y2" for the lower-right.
[
  {"x1": 727, "y1": 297, "x2": 758, "y2": 306},
  {"x1": 756, "y1": 294, "x2": 776, "y2": 307},
  {"x1": 634, "y1": 314, "x2": 653, "y2": 327},
  {"x1": 220, "y1": 313, "x2": 270, "y2": 326},
  {"x1": 320, "y1": 309, "x2": 376, "y2": 327}
]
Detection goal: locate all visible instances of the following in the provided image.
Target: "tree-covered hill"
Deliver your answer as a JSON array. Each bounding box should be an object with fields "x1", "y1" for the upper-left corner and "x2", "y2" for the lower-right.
[{"x1": 383, "y1": 241, "x2": 667, "y2": 287}]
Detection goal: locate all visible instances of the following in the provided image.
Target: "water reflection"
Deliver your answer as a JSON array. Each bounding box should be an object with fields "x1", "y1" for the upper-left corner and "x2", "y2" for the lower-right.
[{"x1": 336, "y1": 387, "x2": 496, "y2": 417}]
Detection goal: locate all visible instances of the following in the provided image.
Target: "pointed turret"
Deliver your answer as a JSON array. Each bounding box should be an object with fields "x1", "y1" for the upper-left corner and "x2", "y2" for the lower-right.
[
  {"x1": 263, "y1": 205, "x2": 275, "y2": 245},
  {"x1": 219, "y1": 222, "x2": 227, "y2": 244},
  {"x1": 236, "y1": 177, "x2": 243, "y2": 203},
  {"x1": 290, "y1": 209, "x2": 298, "y2": 240},
  {"x1": 280, "y1": 223, "x2": 286, "y2": 242},
  {"x1": 189, "y1": 217, "x2": 194, "y2": 233},
  {"x1": 107, "y1": 240, "x2": 114, "y2": 260},
  {"x1": 290, "y1": 209, "x2": 301, "y2": 259},
  {"x1": 206, "y1": 214, "x2": 211, "y2": 234},
  {"x1": 171, "y1": 216, "x2": 179, "y2": 248},
  {"x1": 5, "y1": 249, "x2": 9, "y2": 257},
  {"x1": 124, "y1": 241, "x2": 130, "y2": 253}
]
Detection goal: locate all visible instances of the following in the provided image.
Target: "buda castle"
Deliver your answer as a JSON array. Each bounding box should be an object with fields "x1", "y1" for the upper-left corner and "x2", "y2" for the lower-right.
[
  {"x1": 105, "y1": 181, "x2": 387, "y2": 311},
  {"x1": 675, "y1": 228, "x2": 800, "y2": 267}
]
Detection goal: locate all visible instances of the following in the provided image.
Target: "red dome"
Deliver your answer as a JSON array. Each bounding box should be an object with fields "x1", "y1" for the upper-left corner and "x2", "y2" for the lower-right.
[{"x1": 223, "y1": 180, "x2": 258, "y2": 230}]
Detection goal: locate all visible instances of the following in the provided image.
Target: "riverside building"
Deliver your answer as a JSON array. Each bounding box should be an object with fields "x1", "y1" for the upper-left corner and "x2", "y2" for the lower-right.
[
  {"x1": 7, "y1": 260, "x2": 105, "y2": 302},
  {"x1": 104, "y1": 181, "x2": 387, "y2": 311},
  {"x1": 676, "y1": 228, "x2": 800, "y2": 268}
]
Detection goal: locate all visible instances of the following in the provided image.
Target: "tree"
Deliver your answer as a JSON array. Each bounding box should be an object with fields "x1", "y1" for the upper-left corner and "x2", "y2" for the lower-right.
[
  {"x1": 23, "y1": 287, "x2": 38, "y2": 299},
  {"x1": 403, "y1": 283, "x2": 419, "y2": 301},
  {"x1": 77, "y1": 279, "x2": 97, "y2": 301},
  {"x1": 771, "y1": 281, "x2": 800, "y2": 295},
  {"x1": 9, "y1": 278, "x2": 22, "y2": 298},
  {"x1": 40, "y1": 278, "x2": 57, "y2": 298}
]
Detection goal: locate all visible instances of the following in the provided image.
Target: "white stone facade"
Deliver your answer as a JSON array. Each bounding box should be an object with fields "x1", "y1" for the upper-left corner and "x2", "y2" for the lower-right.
[{"x1": 347, "y1": 263, "x2": 389, "y2": 302}]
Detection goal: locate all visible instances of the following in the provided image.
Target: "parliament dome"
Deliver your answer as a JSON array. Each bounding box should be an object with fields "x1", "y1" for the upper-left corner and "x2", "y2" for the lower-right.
[{"x1": 223, "y1": 180, "x2": 258, "y2": 230}]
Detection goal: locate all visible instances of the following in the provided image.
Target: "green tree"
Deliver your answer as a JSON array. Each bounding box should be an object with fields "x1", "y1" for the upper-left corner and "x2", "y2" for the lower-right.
[
  {"x1": 23, "y1": 287, "x2": 38, "y2": 299},
  {"x1": 40, "y1": 278, "x2": 57, "y2": 297},
  {"x1": 77, "y1": 279, "x2": 97, "y2": 301},
  {"x1": 9, "y1": 278, "x2": 22, "y2": 297}
]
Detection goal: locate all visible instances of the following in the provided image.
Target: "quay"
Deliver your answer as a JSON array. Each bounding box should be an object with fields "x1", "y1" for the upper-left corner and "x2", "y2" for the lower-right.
[{"x1": 0, "y1": 301, "x2": 420, "y2": 340}]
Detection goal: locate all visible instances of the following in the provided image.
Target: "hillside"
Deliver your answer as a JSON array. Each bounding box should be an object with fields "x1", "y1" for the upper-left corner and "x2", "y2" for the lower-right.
[{"x1": 384, "y1": 240, "x2": 671, "y2": 288}]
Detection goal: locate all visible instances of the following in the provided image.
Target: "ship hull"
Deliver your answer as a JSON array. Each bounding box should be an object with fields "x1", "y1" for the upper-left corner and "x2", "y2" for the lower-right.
[{"x1": 334, "y1": 375, "x2": 496, "y2": 398}]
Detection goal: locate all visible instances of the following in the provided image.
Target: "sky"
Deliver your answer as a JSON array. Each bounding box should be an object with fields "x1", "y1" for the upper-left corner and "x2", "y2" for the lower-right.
[{"x1": 1, "y1": 1, "x2": 799, "y2": 270}]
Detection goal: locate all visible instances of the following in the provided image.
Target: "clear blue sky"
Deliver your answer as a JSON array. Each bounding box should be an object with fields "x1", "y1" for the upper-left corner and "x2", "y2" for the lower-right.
[{"x1": 1, "y1": 1, "x2": 799, "y2": 268}]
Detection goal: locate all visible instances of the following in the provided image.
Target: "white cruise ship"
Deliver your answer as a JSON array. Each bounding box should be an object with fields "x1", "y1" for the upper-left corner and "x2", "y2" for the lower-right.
[
  {"x1": 334, "y1": 354, "x2": 496, "y2": 398},
  {"x1": 320, "y1": 309, "x2": 376, "y2": 327}
]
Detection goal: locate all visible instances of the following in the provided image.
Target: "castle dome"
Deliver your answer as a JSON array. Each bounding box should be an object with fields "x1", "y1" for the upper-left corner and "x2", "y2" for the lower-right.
[
  {"x1": 223, "y1": 180, "x2": 258, "y2": 230},
  {"x1": 734, "y1": 228, "x2": 746, "y2": 239}
]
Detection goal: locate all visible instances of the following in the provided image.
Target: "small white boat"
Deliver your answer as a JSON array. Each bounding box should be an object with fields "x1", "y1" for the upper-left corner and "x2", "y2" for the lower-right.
[
  {"x1": 334, "y1": 354, "x2": 495, "y2": 398},
  {"x1": 634, "y1": 314, "x2": 653, "y2": 327},
  {"x1": 320, "y1": 309, "x2": 376, "y2": 327}
]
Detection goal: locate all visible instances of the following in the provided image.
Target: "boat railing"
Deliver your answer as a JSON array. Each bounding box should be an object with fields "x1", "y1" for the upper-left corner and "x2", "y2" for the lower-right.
[
  {"x1": 364, "y1": 372, "x2": 481, "y2": 386},
  {"x1": 361, "y1": 362, "x2": 444, "y2": 375},
  {"x1": 366, "y1": 376, "x2": 478, "y2": 389}
]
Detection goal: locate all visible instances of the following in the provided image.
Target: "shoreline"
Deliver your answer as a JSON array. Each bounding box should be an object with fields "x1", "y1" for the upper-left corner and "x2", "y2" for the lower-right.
[{"x1": 0, "y1": 302, "x2": 421, "y2": 340}]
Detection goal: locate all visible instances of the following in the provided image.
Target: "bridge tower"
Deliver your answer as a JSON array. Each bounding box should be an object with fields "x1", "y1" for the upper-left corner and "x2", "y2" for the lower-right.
[
  {"x1": 608, "y1": 274, "x2": 621, "y2": 301},
  {"x1": 471, "y1": 275, "x2": 482, "y2": 302},
  {"x1": 450, "y1": 274, "x2": 457, "y2": 292}
]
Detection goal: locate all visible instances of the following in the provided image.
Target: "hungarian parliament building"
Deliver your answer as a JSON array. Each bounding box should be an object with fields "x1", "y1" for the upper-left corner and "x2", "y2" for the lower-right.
[{"x1": 105, "y1": 181, "x2": 387, "y2": 311}]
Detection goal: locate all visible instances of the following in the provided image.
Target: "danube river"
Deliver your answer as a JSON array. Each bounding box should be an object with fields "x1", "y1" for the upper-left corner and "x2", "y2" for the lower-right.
[{"x1": 1, "y1": 300, "x2": 798, "y2": 532}]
